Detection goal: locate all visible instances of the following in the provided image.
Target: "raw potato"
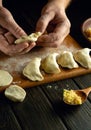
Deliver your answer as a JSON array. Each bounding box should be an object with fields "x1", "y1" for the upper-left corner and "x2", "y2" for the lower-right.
[
  {"x1": 0, "y1": 70, "x2": 13, "y2": 86},
  {"x1": 4, "y1": 85, "x2": 26, "y2": 102},
  {"x1": 41, "y1": 53, "x2": 61, "y2": 74},
  {"x1": 57, "y1": 51, "x2": 79, "y2": 69},
  {"x1": 23, "y1": 58, "x2": 44, "y2": 81},
  {"x1": 73, "y1": 48, "x2": 91, "y2": 68},
  {"x1": 15, "y1": 32, "x2": 42, "y2": 44}
]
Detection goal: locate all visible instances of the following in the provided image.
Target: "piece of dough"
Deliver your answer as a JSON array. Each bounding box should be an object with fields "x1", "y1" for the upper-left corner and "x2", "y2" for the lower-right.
[
  {"x1": 0, "y1": 70, "x2": 13, "y2": 86},
  {"x1": 41, "y1": 53, "x2": 61, "y2": 74},
  {"x1": 57, "y1": 51, "x2": 79, "y2": 69},
  {"x1": 73, "y1": 48, "x2": 91, "y2": 68},
  {"x1": 4, "y1": 85, "x2": 26, "y2": 102},
  {"x1": 15, "y1": 32, "x2": 42, "y2": 44},
  {"x1": 23, "y1": 58, "x2": 44, "y2": 81}
]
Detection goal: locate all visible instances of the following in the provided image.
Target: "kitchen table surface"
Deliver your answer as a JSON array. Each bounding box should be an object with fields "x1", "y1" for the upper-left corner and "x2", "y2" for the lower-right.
[
  {"x1": 0, "y1": 73, "x2": 91, "y2": 130},
  {"x1": 1, "y1": 0, "x2": 91, "y2": 130}
]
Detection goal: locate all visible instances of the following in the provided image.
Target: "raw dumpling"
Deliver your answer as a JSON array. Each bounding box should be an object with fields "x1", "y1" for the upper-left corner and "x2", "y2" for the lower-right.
[
  {"x1": 57, "y1": 51, "x2": 79, "y2": 69},
  {"x1": 23, "y1": 58, "x2": 44, "y2": 81},
  {"x1": 4, "y1": 85, "x2": 26, "y2": 102},
  {"x1": 41, "y1": 53, "x2": 61, "y2": 74},
  {"x1": 73, "y1": 48, "x2": 91, "y2": 68},
  {"x1": 0, "y1": 70, "x2": 13, "y2": 86},
  {"x1": 15, "y1": 32, "x2": 42, "y2": 44}
]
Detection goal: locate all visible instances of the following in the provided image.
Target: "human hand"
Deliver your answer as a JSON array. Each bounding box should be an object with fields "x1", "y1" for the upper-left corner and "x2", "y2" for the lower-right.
[
  {"x1": 36, "y1": 1, "x2": 71, "y2": 47},
  {"x1": 0, "y1": 6, "x2": 36, "y2": 56}
]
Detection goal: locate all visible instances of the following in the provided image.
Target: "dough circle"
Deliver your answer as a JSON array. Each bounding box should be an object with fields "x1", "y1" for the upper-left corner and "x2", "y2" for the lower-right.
[
  {"x1": 4, "y1": 85, "x2": 26, "y2": 102},
  {"x1": 0, "y1": 70, "x2": 13, "y2": 86}
]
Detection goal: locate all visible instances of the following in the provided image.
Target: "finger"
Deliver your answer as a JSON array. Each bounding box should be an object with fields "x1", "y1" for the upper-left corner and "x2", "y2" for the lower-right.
[
  {"x1": 9, "y1": 41, "x2": 36, "y2": 55},
  {"x1": 4, "y1": 32, "x2": 16, "y2": 44},
  {"x1": 7, "y1": 43, "x2": 29, "y2": 56},
  {"x1": 0, "y1": 34, "x2": 30, "y2": 55},
  {"x1": 37, "y1": 19, "x2": 70, "y2": 47},
  {"x1": 0, "y1": 26, "x2": 7, "y2": 34},
  {"x1": 36, "y1": 11, "x2": 55, "y2": 33},
  {"x1": 37, "y1": 34, "x2": 56, "y2": 47},
  {"x1": 11, "y1": 43, "x2": 29, "y2": 53},
  {"x1": 0, "y1": 34, "x2": 9, "y2": 53},
  {"x1": 6, "y1": 20, "x2": 27, "y2": 38},
  {"x1": 20, "y1": 42, "x2": 36, "y2": 55},
  {"x1": 37, "y1": 32, "x2": 66, "y2": 47},
  {"x1": 37, "y1": 34, "x2": 54, "y2": 43},
  {"x1": 54, "y1": 19, "x2": 70, "y2": 37}
]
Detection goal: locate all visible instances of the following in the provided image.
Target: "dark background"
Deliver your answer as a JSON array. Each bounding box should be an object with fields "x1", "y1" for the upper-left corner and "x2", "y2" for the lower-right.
[
  {"x1": 66, "y1": 0, "x2": 91, "y2": 48},
  {"x1": 3, "y1": 0, "x2": 91, "y2": 47}
]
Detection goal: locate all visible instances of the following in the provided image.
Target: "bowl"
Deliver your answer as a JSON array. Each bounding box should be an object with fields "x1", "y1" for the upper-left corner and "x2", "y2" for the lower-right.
[{"x1": 82, "y1": 18, "x2": 91, "y2": 42}]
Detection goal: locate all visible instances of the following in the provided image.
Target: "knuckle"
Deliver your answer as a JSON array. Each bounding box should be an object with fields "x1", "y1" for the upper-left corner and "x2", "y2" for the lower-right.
[{"x1": 14, "y1": 27, "x2": 23, "y2": 35}]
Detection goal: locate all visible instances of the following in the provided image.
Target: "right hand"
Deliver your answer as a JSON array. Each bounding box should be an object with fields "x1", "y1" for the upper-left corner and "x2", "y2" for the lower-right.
[
  {"x1": 36, "y1": 1, "x2": 71, "y2": 47},
  {"x1": 0, "y1": 6, "x2": 36, "y2": 56}
]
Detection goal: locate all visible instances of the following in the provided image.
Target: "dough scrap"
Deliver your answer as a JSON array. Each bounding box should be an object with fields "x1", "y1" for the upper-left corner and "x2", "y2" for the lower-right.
[
  {"x1": 0, "y1": 70, "x2": 13, "y2": 86},
  {"x1": 4, "y1": 85, "x2": 26, "y2": 102},
  {"x1": 57, "y1": 51, "x2": 79, "y2": 69},
  {"x1": 15, "y1": 32, "x2": 42, "y2": 44},
  {"x1": 73, "y1": 48, "x2": 91, "y2": 68},
  {"x1": 41, "y1": 53, "x2": 61, "y2": 74},
  {"x1": 23, "y1": 58, "x2": 44, "y2": 81}
]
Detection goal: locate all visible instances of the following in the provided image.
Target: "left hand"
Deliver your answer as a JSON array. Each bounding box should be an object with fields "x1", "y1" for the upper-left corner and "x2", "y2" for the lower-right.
[
  {"x1": 0, "y1": 6, "x2": 36, "y2": 56},
  {"x1": 36, "y1": 1, "x2": 71, "y2": 47}
]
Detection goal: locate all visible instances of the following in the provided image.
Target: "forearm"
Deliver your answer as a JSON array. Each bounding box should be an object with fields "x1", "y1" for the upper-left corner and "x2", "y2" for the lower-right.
[{"x1": 48, "y1": 0, "x2": 71, "y2": 9}]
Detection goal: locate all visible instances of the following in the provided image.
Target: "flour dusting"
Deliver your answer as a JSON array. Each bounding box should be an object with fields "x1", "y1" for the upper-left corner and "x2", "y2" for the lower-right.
[{"x1": 0, "y1": 38, "x2": 80, "y2": 74}]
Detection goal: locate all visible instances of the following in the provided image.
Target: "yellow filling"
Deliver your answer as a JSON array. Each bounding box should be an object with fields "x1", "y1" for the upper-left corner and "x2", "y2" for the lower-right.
[
  {"x1": 84, "y1": 27, "x2": 91, "y2": 41},
  {"x1": 15, "y1": 32, "x2": 42, "y2": 44},
  {"x1": 63, "y1": 89, "x2": 82, "y2": 105}
]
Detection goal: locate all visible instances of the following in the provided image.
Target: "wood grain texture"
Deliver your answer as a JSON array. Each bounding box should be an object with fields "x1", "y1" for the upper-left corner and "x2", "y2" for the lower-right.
[
  {"x1": 0, "y1": 35, "x2": 91, "y2": 92},
  {"x1": 1, "y1": 74, "x2": 91, "y2": 130},
  {"x1": 0, "y1": 94, "x2": 22, "y2": 130},
  {"x1": 41, "y1": 78, "x2": 91, "y2": 130},
  {"x1": 10, "y1": 87, "x2": 67, "y2": 130}
]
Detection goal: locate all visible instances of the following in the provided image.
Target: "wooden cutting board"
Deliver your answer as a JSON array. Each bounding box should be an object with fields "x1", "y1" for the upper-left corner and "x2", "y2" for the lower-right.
[{"x1": 0, "y1": 35, "x2": 91, "y2": 91}]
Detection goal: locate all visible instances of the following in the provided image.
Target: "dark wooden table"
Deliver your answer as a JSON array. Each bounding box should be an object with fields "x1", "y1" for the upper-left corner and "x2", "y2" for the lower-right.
[
  {"x1": 0, "y1": 74, "x2": 91, "y2": 130},
  {"x1": 1, "y1": 0, "x2": 91, "y2": 130}
]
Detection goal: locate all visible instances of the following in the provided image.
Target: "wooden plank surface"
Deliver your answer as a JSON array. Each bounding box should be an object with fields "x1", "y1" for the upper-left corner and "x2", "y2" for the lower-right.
[
  {"x1": 0, "y1": 35, "x2": 91, "y2": 92},
  {"x1": 41, "y1": 78, "x2": 91, "y2": 130},
  {"x1": 1, "y1": 74, "x2": 91, "y2": 130},
  {"x1": 5, "y1": 75, "x2": 91, "y2": 130}
]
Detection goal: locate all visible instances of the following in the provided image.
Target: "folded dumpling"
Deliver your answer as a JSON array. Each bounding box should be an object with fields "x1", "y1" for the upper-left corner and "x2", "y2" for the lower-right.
[
  {"x1": 15, "y1": 32, "x2": 42, "y2": 44},
  {"x1": 73, "y1": 48, "x2": 91, "y2": 68},
  {"x1": 41, "y1": 53, "x2": 61, "y2": 74},
  {"x1": 23, "y1": 58, "x2": 44, "y2": 81},
  {"x1": 57, "y1": 51, "x2": 79, "y2": 69}
]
